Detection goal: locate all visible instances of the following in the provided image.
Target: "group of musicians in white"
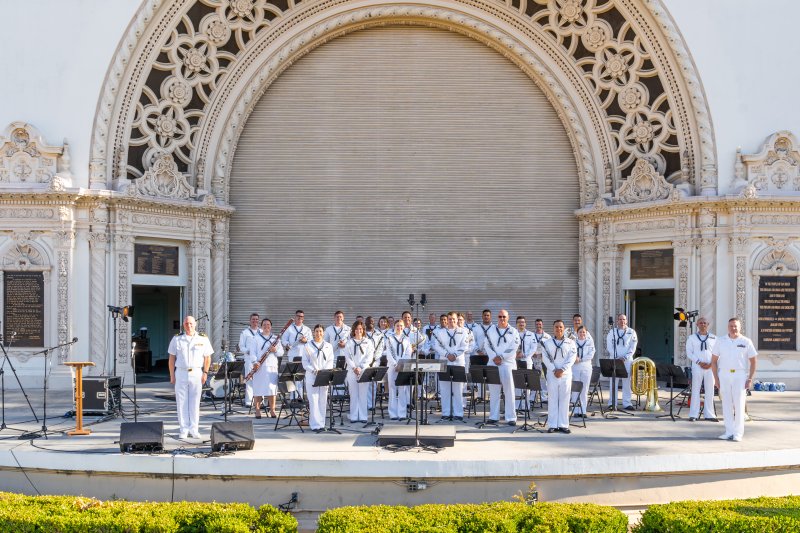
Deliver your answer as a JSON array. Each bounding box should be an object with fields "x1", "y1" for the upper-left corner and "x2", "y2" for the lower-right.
[{"x1": 169, "y1": 309, "x2": 757, "y2": 442}]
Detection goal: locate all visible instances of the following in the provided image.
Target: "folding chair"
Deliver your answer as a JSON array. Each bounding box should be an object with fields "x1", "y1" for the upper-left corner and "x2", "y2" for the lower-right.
[
  {"x1": 586, "y1": 366, "x2": 605, "y2": 415},
  {"x1": 274, "y1": 380, "x2": 307, "y2": 432},
  {"x1": 569, "y1": 381, "x2": 586, "y2": 428}
]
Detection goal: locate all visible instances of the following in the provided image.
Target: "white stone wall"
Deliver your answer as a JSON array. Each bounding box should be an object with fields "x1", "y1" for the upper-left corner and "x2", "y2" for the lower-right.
[{"x1": 663, "y1": 0, "x2": 800, "y2": 192}]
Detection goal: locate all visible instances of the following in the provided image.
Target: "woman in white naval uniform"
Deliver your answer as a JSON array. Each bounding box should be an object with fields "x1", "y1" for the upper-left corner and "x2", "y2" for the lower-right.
[
  {"x1": 168, "y1": 315, "x2": 214, "y2": 439},
  {"x1": 571, "y1": 326, "x2": 595, "y2": 416},
  {"x1": 385, "y1": 319, "x2": 411, "y2": 420},
  {"x1": 247, "y1": 318, "x2": 284, "y2": 418},
  {"x1": 344, "y1": 320, "x2": 375, "y2": 423},
  {"x1": 541, "y1": 320, "x2": 577, "y2": 433},
  {"x1": 302, "y1": 324, "x2": 334, "y2": 432}
]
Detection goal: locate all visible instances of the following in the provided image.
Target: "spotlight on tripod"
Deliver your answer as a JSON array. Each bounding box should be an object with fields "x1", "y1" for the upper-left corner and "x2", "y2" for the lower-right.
[
  {"x1": 420, "y1": 293, "x2": 427, "y2": 307},
  {"x1": 408, "y1": 294, "x2": 415, "y2": 307},
  {"x1": 107, "y1": 305, "x2": 135, "y2": 322}
]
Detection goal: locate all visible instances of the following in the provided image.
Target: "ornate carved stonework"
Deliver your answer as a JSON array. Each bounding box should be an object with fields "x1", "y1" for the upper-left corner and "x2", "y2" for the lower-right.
[
  {"x1": 734, "y1": 131, "x2": 800, "y2": 194},
  {"x1": 0, "y1": 122, "x2": 71, "y2": 188},
  {"x1": 91, "y1": 0, "x2": 717, "y2": 208},
  {"x1": 130, "y1": 153, "x2": 195, "y2": 199},
  {"x1": 756, "y1": 240, "x2": 799, "y2": 274},
  {"x1": 735, "y1": 256, "x2": 747, "y2": 331},
  {"x1": 1, "y1": 241, "x2": 46, "y2": 270},
  {"x1": 616, "y1": 159, "x2": 674, "y2": 204}
]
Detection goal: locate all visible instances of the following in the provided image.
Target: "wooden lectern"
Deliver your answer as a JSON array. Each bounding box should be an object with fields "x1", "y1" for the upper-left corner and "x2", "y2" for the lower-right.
[{"x1": 64, "y1": 361, "x2": 95, "y2": 436}]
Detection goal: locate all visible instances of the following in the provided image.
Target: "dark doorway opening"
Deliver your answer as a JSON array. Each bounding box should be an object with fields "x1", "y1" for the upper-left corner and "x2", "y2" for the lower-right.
[
  {"x1": 131, "y1": 285, "x2": 182, "y2": 382},
  {"x1": 630, "y1": 289, "x2": 674, "y2": 365}
]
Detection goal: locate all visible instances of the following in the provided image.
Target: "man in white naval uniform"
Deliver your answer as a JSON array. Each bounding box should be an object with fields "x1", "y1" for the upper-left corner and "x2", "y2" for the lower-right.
[
  {"x1": 365, "y1": 316, "x2": 385, "y2": 410},
  {"x1": 712, "y1": 318, "x2": 757, "y2": 442},
  {"x1": 568, "y1": 314, "x2": 593, "y2": 342},
  {"x1": 515, "y1": 316, "x2": 537, "y2": 409},
  {"x1": 531, "y1": 319, "x2": 552, "y2": 401},
  {"x1": 385, "y1": 319, "x2": 411, "y2": 420},
  {"x1": 431, "y1": 311, "x2": 468, "y2": 420},
  {"x1": 169, "y1": 316, "x2": 213, "y2": 439},
  {"x1": 282, "y1": 310, "x2": 312, "y2": 362},
  {"x1": 541, "y1": 320, "x2": 577, "y2": 433},
  {"x1": 457, "y1": 314, "x2": 475, "y2": 364},
  {"x1": 484, "y1": 309, "x2": 521, "y2": 426},
  {"x1": 302, "y1": 324, "x2": 335, "y2": 432},
  {"x1": 401, "y1": 311, "x2": 426, "y2": 357},
  {"x1": 238, "y1": 312, "x2": 261, "y2": 407},
  {"x1": 422, "y1": 314, "x2": 439, "y2": 358},
  {"x1": 472, "y1": 309, "x2": 493, "y2": 359},
  {"x1": 605, "y1": 313, "x2": 638, "y2": 409},
  {"x1": 686, "y1": 316, "x2": 718, "y2": 422},
  {"x1": 324, "y1": 310, "x2": 351, "y2": 365},
  {"x1": 465, "y1": 311, "x2": 479, "y2": 345}
]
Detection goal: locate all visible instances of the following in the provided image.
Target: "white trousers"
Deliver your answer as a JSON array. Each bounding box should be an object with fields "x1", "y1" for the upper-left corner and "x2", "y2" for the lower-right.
[
  {"x1": 607, "y1": 358, "x2": 632, "y2": 407},
  {"x1": 388, "y1": 368, "x2": 409, "y2": 419},
  {"x1": 547, "y1": 372, "x2": 572, "y2": 429},
  {"x1": 440, "y1": 380, "x2": 464, "y2": 417},
  {"x1": 571, "y1": 362, "x2": 592, "y2": 415},
  {"x1": 489, "y1": 364, "x2": 516, "y2": 422},
  {"x1": 243, "y1": 360, "x2": 254, "y2": 406},
  {"x1": 719, "y1": 371, "x2": 747, "y2": 439},
  {"x1": 690, "y1": 365, "x2": 717, "y2": 419},
  {"x1": 175, "y1": 370, "x2": 202, "y2": 435},
  {"x1": 347, "y1": 371, "x2": 370, "y2": 422},
  {"x1": 305, "y1": 377, "x2": 328, "y2": 430}
]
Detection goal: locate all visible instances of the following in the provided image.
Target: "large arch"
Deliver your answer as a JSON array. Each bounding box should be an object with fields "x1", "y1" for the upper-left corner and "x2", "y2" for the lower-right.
[{"x1": 88, "y1": 0, "x2": 719, "y2": 343}]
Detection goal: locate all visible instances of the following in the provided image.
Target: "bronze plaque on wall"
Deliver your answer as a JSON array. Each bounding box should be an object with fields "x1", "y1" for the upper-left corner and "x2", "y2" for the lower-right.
[
  {"x1": 630, "y1": 249, "x2": 674, "y2": 279},
  {"x1": 758, "y1": 276, "x2": 797, "y2": 351},
  {"x1": 3, "y1": 271, "x2": 45, "y2": 347},
  {"x1": 134, "y1": 244, "x2": 179, "y2": 276}
]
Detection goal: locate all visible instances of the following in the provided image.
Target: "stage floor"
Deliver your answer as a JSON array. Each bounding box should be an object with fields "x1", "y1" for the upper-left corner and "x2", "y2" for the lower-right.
[{"x1": 0, "y1": 382, "x2": 798, "y2": 529}]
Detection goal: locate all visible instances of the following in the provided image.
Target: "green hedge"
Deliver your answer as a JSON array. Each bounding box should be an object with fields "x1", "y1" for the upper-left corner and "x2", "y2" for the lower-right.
[
  {"x1": 0, "y1": 492, "x2": 297, "y2": 532},
  {"x1": 317, "y1": 502, "x2": 628, "y2": 533},
  {"x1": 635, "y1": 496, "x2": 800, "y2": 533}
]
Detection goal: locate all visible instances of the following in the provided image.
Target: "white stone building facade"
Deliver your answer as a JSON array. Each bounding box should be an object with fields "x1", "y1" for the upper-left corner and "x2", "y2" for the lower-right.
[{"x1": 1, "y1": 0, "x2": 799, "y2": 388}]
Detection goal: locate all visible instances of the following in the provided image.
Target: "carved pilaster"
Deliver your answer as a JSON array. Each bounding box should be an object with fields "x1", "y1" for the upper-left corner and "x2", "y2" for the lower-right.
[
  {"x1": 672, "y1": 238, "x2": 694, "y2": 365},
  {"x1": 190, "y1": 239, "x2": 211, "y2": 323},
  {"x1": 113, "y1": 233, "x2": 134, "y2": 369},
  {"x1": 53, "y1": 230, "x2": 75, "y2": 362},
  {"x1": 699, "y1": 238, "x2": 718, "y2": 329},
  {"x1": 582, "y1": 221, "x2": 599, "y2": 341},
  {"x1": 211, "y1": 218, "x2": 227, "y2": 349},
  {"x1": 729, "y1": 236, "x2": 752, "y2": 334},
  {"x1": 88, "y1": 231, "x2": 109, "y2": 368}
]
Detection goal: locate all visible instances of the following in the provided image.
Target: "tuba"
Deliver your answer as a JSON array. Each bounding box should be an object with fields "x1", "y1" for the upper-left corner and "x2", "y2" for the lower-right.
[{"x1": 631, "y1": 357, "x2": 662, "y2": 412}]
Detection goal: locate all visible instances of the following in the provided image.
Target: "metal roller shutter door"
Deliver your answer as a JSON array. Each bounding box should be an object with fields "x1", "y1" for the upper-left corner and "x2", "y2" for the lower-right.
[{"x1": 229, "y1": 26, "x2": 579, "y2": 327}]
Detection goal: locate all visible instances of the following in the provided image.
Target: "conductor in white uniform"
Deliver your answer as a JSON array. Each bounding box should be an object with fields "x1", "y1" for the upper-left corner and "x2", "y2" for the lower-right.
[
  {"x1": 712, "y1": 317, "x2": 757, "y2": 442},
  {"x1": 169, "y1": 315, "x2": 213, "y2": 439},
  {"x1": 605, "y1": 313, "x2": 638, "y2": 409},
  {"x1": 485, "y1": 309, "x2": 521, "y2": 426}
]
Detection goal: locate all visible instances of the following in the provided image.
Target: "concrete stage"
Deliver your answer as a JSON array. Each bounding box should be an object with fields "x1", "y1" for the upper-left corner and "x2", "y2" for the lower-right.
[{"x1": 0, "y1": 382, "x2": 798, "y2": 530}]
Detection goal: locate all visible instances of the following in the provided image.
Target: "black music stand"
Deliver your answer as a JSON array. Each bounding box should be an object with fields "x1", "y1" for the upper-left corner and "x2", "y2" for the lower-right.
[
  {"x1": 214, "y1": 360, "x2": 244, "y2": 421},
  {"x1": 395, "y1": 370, "x2": 421, "y2": 423},
  {"x1": 313, "y1": 369, "x2": 347, "y2": 433},
  {"x1": 469, "y1": 365, "x2": 501, "y2": 428},
  {"x1": 359, "y1": 366, "x2": 387, "y2": 428},
  {"x1": 275, "y1": 362, "x2": 307, "y2": 431},
  {"x1": 437, "y1": 365, "x2": 467, "y2": 423},
  {"x1": 468, "y1": 355, "x2": 489, "y2": 415},
  {"x1": 512, "y1": 369, "x2": 543, "y2": 433},
  {"x1": 600, "y1": 358, "x2": 633, "y2": 418},
  {"x1": 656, "y1": 364, "x2": 689, "y2": 421}
]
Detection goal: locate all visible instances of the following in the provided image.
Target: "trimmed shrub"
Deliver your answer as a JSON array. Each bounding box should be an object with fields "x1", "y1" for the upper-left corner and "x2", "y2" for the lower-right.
[
  {"x1": 316, "y1": 502, "x2": 628, "y2": 532},
  {"x1": 0, "y1": 492, "x2": 297, "y2": 532},
  {"x1": 634, "y1": 496, "x2": 800, "y2": 533}
]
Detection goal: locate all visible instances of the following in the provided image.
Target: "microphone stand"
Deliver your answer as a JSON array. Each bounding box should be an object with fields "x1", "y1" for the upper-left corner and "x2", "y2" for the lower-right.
[
  {"x1": 22, "y1": 338, "x2": 78, "y2": 440},
  {"x1": 131, "y1": 342, "x2": 139, "y2": 423},
  {"x1": 0, "y1": 331, "x2": 39, "y2": 434}
]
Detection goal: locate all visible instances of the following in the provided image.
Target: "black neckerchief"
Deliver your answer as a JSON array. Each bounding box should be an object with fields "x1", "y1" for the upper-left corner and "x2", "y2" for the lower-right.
[
  {"x1": 696, "y1": 332, "x2": 709, "y2": 351},
  {"x1": 577, "y1": 340, "x2": 585, "y2": 360},
  {"x1": 616, "y1": 328, "x2": 626, "y2": 345},
  {"x1": 496, "y1": 326, "x2": 510, "y2": 344}
]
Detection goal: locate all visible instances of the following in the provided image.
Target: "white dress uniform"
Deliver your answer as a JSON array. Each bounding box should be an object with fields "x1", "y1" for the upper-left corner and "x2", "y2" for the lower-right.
[
  {"x1": 282, "y1": 323, "x2": 313, "y2": 361},
  {"x1": 302, "y1": 340, "x2": 334, "y2": 430},
  {"x1": 541, "y1": 336, "x2": 577, "y2": 430},
  {"x1": 686, "y1": 332, "x2": 718, "y2": 420},
  {"x1": 247, "y1": 332, "x2": 284, "y2": 397},
  {"x1": 484, "y1": 325, "x2": 521, "y2": 423},
  {"x1": 713, "y1": 335, "x2": 757, "y2": 440},
  {"x1": 465, "y1": 322, "x2": 479, "y2": 354},
  {"x1": 404, "y1": 327, "x2": 426, "y2": 357},
  {"x1": 324, "y1": 324, "x2": 351, "y2": 363},
  {"x1": 344, "y1": 338, "x2": 376, "y2": 422},
  {"x1": 463, "y1": 328, "x2": 475, "y2": 367},
  {"x1": 422, "y1": 324, "x2": 438, "y2": 357},
  {"x1": 365, "y1": 330, "x2": 385, "y2": 409},
  {"x1": 571, "y1": 337, "x2": 595, "y2": 415},
  {"x1": 605, "y1": 326, "x2": 638, "y2": 407},
  {"x1": 386, "y1": 332, "x2": 411, "y2": 419},
  {"x1": 431, "y1": 326, "x2": 467, "y2": 418},
  {"x1": 516, "y1": 329, "x2": 537, "y2": 407},
  {"x1": 238, "y1": 327, "x2": 260, "y2": 406},
  {"x1": 168, "y1": 332, "x2": 214, "y2": 437},
  {"x1": 473, "y1": 323, "x2": 493, "y2": 357},
  {"x1": 531, "y1": 331, "x2": 552, "y2": 400}
]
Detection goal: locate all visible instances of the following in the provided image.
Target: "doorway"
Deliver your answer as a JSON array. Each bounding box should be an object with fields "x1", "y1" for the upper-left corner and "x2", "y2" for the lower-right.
[
  {"x1": 631, "y1": 289, "x2": 674, "y2": 365},
  {"x1": 132, "y1": 285, "x2": 182, "y2": 379}
]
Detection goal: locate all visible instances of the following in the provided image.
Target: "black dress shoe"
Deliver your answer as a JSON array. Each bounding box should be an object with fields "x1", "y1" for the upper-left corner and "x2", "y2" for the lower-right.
[
  {"x1": 688, "y1": 417, "x2": 697, "y2": 421},
  {"x1": 559, "y1": 427, "x2": 571, "y2": 434},
  {"x1": 454, "y1": 416, "x2": 463, "y2": 421},
  {"x1": 508, "y1": 421, "x2": 517, "y2": 427},
  {"x1": 623, "y1": 405, "x2": 634, "y2": 410},
  {"x1": 390, "y1": 417, "x2": 398, "y2": 421},
  {"x1": 487, "y1": 419, "x2": 499, "y2": 424},
  {"x1": 547, "y1": 428, "x2": 557, "y2": 433},
  {"x1": 706, "y1": 418, "x2": 719, "y2": 422}
]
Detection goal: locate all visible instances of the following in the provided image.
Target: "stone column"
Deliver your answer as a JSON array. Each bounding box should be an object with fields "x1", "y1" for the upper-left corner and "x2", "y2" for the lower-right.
[
  {"x1": 211, "y1": 218, "x2": 227, "y2": 350},
  {"x1": 730, "y1": 236, "x2": 752, "y2": 334},
  {"x1": 672, "y1": 238, "x2": 694, "y2": 365},
  {"x1": 582, "y1": 222, "x2": 599, "y2": 340},
  {"x1": 190, "y1": 239, "x2": 212, "y2": 331},
  {"x1": 88, "y1": 202, "x2": 109, "y2": 369},
  {"x1": 598, "y1": 239, "x2": 620, "y2": 356},
  {"x1": 111, "y1": 207, "x2": 134, "y2": 378}
]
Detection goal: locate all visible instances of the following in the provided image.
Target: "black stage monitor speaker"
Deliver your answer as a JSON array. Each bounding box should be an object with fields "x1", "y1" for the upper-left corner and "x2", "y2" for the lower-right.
[
  {"x1": 119, "y1": 421, "x2": 164, "y2": 453},
  {"x1": 211, "y1": 421, "x2": 255, "y2": 452}
]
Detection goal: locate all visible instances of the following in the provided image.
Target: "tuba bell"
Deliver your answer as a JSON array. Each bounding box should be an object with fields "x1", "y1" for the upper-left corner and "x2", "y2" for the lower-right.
[{"x1": 631, "y1": 357, "x2": 662, "y2": 412}]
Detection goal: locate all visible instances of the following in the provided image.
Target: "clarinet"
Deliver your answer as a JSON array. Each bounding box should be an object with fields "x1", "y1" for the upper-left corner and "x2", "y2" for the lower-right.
[{"x1": 243, "y1": 319, "x2": 294, "y2": 381}]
